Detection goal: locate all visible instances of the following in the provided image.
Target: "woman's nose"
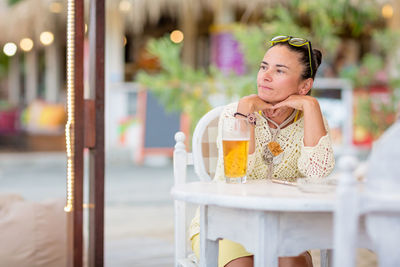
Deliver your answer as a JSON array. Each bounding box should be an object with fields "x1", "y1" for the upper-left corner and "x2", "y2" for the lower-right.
[{"x1": 263, "y1": 69, "x2": 272, "y2": 81}]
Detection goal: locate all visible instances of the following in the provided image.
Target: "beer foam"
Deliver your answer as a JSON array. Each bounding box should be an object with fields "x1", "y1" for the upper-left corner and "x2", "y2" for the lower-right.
[{"x1": 222, "y1": 137, "x2": 250, "y2": 141}]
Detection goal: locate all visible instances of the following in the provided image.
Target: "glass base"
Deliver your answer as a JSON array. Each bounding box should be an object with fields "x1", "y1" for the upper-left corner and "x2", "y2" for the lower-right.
[{"x1": 225, "y1": 175, "x2": 247, "y2": 184}]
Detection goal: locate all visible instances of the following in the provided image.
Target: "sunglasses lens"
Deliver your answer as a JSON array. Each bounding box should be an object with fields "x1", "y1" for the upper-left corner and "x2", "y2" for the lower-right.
[
  {"x1": 289, "y1": 38, "x2": 307, "y2": 45},
  {"x1": 271, "y1": 35, "x2": 289, "y2": 42},
  {"x1": 269, "y1": 35, "x2": 313, "y2": 77}
]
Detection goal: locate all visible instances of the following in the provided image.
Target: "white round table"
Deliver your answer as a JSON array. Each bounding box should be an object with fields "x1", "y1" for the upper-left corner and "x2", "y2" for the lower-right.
[{"x1": 171, "y1": 180, "x2": 371, "y2": 267}]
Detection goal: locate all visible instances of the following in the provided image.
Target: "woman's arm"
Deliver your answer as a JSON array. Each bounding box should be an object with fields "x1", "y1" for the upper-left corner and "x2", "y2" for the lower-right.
[
  {"x1": 301, "y1": 97, "x2": 326, "y2": 146},
  {"x1": 236, "y1": 95, "x2": 274, "y2": 153},
  {"x1": 274, "y1": 95, "x2": 335, "y2": 177},
  {"x1": 273, "y1": 95, "x2": 326, "y2": 146}
]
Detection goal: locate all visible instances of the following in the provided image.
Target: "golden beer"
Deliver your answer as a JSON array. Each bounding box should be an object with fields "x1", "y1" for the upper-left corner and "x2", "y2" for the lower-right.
[{"x1": 223, "y1": 139, "x2": 249, "y2": 178}]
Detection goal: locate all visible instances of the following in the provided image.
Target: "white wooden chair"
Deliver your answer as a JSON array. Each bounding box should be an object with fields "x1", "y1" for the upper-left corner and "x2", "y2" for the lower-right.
[
  {"x1": 173, "y1": 106, "x2": 223, "y2": 267},
  {"x1": 334, "y1": 120, "x2": 400, "y2": 267},
  {"x1": 173, "y1": 106, "x2": 332, "y2": 267}
]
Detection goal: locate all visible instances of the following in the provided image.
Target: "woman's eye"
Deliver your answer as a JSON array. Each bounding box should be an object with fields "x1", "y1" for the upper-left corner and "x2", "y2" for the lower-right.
[
  {"x1": 260, "y1": 65, "x2": 266, "y2": 70},
  {"x1": 277, "y1": 69, "x2": 284, "y2": 73}
]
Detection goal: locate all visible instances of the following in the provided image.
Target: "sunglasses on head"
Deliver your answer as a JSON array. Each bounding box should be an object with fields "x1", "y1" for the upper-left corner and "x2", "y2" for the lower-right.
[{"x1": 269, "y1": 35, "x2": 314, "y2": 77}]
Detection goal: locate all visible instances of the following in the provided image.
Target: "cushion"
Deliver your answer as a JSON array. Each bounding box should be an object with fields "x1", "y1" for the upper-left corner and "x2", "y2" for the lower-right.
[
  {"x1": 201, "y1": 116, "x2": 219, "y2": 178},
  {"x1": 0, "y1": 194, "x2": 67, "y2": 267}
]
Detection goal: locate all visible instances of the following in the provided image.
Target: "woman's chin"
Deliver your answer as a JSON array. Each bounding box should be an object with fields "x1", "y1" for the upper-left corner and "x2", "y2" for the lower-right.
[{"x1": 258, "y1": 94, "x2": 273, "y2": 103}]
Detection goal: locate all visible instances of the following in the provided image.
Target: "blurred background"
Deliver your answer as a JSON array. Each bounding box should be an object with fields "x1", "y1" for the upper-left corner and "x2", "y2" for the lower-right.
[{"x1": 0, "y1": 0, "x2": 399, "y2": 266}]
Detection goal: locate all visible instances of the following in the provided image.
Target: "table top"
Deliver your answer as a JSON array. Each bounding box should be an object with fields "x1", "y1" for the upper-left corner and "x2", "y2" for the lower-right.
[{"x1": 171, "y1": 180, "x2": 337, "y2": 212}]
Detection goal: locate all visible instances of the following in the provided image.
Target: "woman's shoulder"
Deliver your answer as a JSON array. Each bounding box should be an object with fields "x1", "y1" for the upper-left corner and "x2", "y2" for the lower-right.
[
  {"x1": 221, "y1": 102, "x2": 239, "y2": 116},
  {"x1": 224, "y1": 102, "x2": 239, "y2": 111}
]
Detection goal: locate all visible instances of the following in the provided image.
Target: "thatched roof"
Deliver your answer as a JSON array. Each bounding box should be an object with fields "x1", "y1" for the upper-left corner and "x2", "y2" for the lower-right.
[
  {"x1": 0, "y1": 0, "x2": 277, "y2": 45},
  {"x1": 0, "y1": 0, "x2": 67, "y2": 45},
  {"x1": 115, "y1": 0, "x2": 274, "y2": 34}
]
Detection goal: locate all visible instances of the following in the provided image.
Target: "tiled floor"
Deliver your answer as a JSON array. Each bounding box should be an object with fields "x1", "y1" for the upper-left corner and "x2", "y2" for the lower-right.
[
  {"x1": 0, "y1": 152, "x2": 377, "y2": 267},
  {"x1": 0, "y1": 152, "x2": 189, "y2": 267}
]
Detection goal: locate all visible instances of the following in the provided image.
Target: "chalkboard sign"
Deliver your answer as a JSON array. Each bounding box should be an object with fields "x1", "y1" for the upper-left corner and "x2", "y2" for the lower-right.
[
  {"x1": 136, "y1": 90, "x2": 189, "y2": 164},
  {"x1": 144, "y1": 91, "x2": 181, "y2": 147}
]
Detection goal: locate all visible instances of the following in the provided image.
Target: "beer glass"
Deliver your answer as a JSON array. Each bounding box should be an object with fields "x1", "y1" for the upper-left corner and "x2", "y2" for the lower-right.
[{"x1": 222, "y1": 117, "x2": 250, "y2": 183}]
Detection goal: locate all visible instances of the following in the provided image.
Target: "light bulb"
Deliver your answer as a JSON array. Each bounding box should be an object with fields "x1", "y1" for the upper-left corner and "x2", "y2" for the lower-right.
[
  {"x1": 170, "y1": 30, "x2": 184, "y2": 44},
  {"x1": 3, "y1": 42, "x2": 17, "y2": 56},
  {"x1": 40, "y1": 31, "x2": 55, "y2": 46}
]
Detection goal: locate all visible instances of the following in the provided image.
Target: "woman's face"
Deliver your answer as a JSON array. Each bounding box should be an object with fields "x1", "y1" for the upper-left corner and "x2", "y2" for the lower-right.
[{"x1": 257, "y1": 45, "x2": 306, "y2": 104}]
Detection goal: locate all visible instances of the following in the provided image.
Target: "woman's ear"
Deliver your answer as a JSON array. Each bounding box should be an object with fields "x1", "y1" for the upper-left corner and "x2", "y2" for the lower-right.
[{"x1": 298, "y1": 78, "x2": 313, "y2": 95}]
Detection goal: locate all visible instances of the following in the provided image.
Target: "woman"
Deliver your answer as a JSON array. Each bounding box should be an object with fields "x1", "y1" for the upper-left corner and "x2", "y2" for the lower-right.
[{"x1": 190, "y1": 35, "x2": 335, "y2": 267}]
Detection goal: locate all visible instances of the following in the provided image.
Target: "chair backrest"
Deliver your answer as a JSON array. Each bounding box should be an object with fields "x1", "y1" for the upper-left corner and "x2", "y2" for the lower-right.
[
  {"x1": 191, "y1": 106, "x2": 223, "y2": 181},
  {"x1": 172, "y1": 106, "x2": 223, "y2": 267}
]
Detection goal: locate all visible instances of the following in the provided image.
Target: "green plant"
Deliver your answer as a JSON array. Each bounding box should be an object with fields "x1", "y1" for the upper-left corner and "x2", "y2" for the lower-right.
[
  {"x1": 137, "y1": 0, "x2": 399, "y2": 142},
  {"x1": 136, "y1": 36, "x2": 220, "y2": 132},
  {"x1": 8, "y1": 0, "x2": 24, "y2": 6},
  {"x1": 339, "y1": 54, "x2": 385, "y2": 88},
  {"x1": 0, "y1": 52, "x2": 9, "y2": 80},
  {"x1": 354, "y1": 87, "x2": 400, "y2": 139},
  {"x1": 233, "y1": 0, "x2": 400, "y2": 141}
]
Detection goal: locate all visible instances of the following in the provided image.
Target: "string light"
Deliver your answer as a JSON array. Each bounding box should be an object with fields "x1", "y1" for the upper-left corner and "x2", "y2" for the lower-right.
[
  {"x1": 170, "y1": 30, "x2": 184, "y2": 44},
  {"x1": 20, "y1": 38, "x2": 34, "y2": 52},
  {"x1": 382, "y1": 4, "x2": 393, "y2": 19},
  {"x1": 49, "y1": 1, "x2": 63, "y2": 13},
  {"x1": 3, "y1": 42, "x2": 17, "y2": 56},
  {"x1": 40, "y1": 31, "x2": 55, "y2": 46},
  {"x1": 119, "y1": 0, "x2": 131, "y2": 12},
  {"x1": 65, "y1": 0, "x2": 75, "y2": 213}
]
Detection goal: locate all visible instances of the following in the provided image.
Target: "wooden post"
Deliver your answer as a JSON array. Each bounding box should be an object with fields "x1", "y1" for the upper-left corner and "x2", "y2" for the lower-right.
[
  {"x1": 67, "y1": 0, "x2": 104, "y2": 266},
  {"x1": 70, "y1": 0, "x2": 85, "y2": 266},
  {"x1": 388, "y1": 1, "x2": 400, "y2": 78},
  {"x1": 180, "y1": 1, "x2": 197, "y2": 68},
  {"x1": 88, "y1": 0, "x2": 105, "y2": 266},
  {"x1": 45, "y1": 37, "x2": 61, "y2": 102},
  {"x1": 25, "y1": 50, "x2": 38, "y2": 103},
  {"x1": 8, "y1": 54, "x2": 21, "y2": 105}
]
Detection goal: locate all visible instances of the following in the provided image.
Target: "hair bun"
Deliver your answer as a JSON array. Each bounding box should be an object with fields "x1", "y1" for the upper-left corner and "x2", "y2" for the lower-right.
[{"x1": 313, "y1": 49, "x2": 322, "y2": 68}]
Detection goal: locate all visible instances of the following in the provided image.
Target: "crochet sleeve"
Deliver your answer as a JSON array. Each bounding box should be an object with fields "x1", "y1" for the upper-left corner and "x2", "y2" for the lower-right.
[
  {"x1": 213, "y1": 103, "x2": 256, "y2": 182},
  {"x1": 297, "y1": 117, "x2": 335, "y2": 178}
]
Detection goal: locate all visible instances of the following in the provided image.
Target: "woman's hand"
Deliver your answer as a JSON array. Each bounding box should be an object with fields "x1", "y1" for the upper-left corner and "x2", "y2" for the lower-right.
[
  {"x1": 237, "y1": 94, "x2": 274, "y2": 115},
  {"x1": 259, "y1": 95, "x2": 315, "y2": 119},
  {"x1": 236, "y1": 95, "x2": 274, "y2": 155},
  {"x1": 271, "y1": 95, "x2": 317, "y2": 111}
]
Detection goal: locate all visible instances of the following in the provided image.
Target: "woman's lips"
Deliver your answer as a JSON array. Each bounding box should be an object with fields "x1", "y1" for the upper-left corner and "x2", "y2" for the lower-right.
[{"x1": 259, "y1": 85, "x2": 273, "y2": 91}]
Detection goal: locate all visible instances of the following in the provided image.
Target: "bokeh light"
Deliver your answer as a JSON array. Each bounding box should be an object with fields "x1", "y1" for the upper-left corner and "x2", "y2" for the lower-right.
[
  {"x1": 119, "y1": 0, "x2": 131, "y2": 12},
  {"x1": 382, "y1": 4, "x2": 393, "y2": 19},
  {"x1": 49, "y1": 2, "x2": 63, "y2": 13},
  {"x1": 40, "y1": 31, "x2": 55, "y2": 46},
  {"x1": 3, "y1": 42, "x2": 17, "y2": 56},
  {"x1": 170, "y1": 30, "x2": 184, "y2": 44},
  {"x1": 20, "y1": 38, "x2": 34, "y2": 52}
]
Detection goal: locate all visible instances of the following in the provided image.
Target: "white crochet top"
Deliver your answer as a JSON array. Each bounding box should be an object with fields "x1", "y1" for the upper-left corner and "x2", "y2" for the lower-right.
[
  {"x1": 215, "y1": 102, "x2": 335, "y2": 182},
  {"x1": 189, "y1": 102, "x2": 335, "y2": 240}
]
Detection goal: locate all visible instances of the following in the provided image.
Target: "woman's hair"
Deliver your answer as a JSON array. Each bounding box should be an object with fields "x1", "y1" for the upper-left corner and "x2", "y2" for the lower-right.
[{"x1": 271, "y1": 41, "x2": 322, "y2": 80}]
